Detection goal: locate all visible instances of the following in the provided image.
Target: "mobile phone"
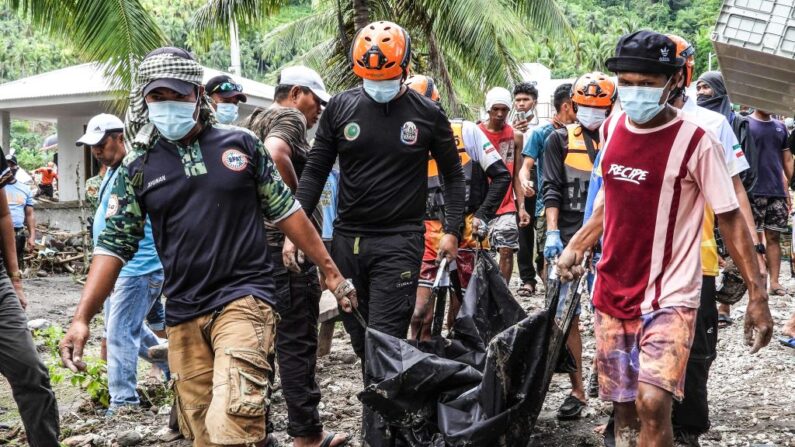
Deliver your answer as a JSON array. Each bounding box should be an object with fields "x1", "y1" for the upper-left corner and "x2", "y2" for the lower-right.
[{"x1": 515, "y1": 111, "x2": 526, "y2": 121}]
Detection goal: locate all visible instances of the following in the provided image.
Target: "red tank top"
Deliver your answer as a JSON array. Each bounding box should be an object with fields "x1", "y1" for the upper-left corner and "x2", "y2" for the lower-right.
[{"x1": 478, "y1": 122, "x2": 516, "y2": 215}]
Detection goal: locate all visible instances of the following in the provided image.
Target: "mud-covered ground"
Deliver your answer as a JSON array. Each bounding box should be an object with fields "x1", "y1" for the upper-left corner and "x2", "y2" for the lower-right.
[{"x1": 1, "y1": 268, "x2": 794, "y2": 446}]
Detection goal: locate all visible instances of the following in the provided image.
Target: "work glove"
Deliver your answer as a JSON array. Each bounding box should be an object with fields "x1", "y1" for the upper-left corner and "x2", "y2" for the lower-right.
[{"x1": 544, "y1": 230, "x2": 563, "y2": 260}]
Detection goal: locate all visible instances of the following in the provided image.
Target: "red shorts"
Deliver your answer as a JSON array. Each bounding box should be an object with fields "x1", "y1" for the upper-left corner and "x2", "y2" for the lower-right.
[
  {"x1": 419, "y1": 250, "x2": 475, "y2": 291},
  {"x1": 594, "y1": 306, "x2": 696, "y2": 403}
]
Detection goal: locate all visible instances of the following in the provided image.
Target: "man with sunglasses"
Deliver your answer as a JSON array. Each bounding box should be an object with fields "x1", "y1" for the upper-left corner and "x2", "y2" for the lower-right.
[
  {"x1": 206, "y1": 75, "x2": 247, "y2": 125},
  {"x1": 244, "y1": 66, "x2": 350, "y2": 447},
  {"x1": 76, "y1": 113, "x2": 168, "y2": 415}
]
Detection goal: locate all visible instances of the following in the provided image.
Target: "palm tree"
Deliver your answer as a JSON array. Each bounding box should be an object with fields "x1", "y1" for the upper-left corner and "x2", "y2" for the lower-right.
[
  {"x1": 193, "y1": 0, "x2": 574, "y2": 116},
  {"x1": 4, "y1": 0, "x2": 167, "y2": 91}
]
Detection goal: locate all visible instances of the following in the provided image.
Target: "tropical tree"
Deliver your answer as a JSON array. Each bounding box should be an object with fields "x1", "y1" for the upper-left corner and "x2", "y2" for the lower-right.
[
  {"x1": 4, "y1": 0, "x2": 167, "y2": 91},
  {"x1": 192, "y1": 0, "x2": 574, "y2": 116}
]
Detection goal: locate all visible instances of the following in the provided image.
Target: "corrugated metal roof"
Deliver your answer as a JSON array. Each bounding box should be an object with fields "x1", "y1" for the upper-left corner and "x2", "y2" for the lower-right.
[{"x1": 0, "y1": 62, "x2": 274, "y2": 104}]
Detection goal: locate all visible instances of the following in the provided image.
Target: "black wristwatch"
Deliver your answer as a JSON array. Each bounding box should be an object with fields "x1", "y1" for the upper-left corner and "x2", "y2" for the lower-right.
[{"x1": 755, "y1": 243, "x2": 766, "y2": 255}]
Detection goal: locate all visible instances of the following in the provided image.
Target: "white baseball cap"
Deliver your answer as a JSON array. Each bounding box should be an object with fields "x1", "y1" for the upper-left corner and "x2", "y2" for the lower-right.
[
  {"x1": 485, "y1": 87, "x2": 513, "y2": 111},
  {"x1": 76, "y1": 114, "x2": 124, "y2": 146},
  {"x1": 279, "y1": 66, "x2": 331, "y2": 104}
]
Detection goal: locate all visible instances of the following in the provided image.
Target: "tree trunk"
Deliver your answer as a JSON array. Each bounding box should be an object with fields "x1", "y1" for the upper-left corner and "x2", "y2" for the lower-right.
[
  {"x1": 427, "y1": 30, "x2": 460, "y2": 116},
  {"x1": 353, "y1": 0, "x2": 369, "y2": 31}
]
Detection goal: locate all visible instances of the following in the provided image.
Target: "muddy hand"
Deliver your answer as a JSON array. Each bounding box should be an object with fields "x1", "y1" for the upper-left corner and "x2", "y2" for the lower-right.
[
  {"x1": 282, "y1": 237, "x2": 302, "y2": 273},
  {"x1": 59, "y1": 320, "x2": 90, "y2": 372},
  {"x1": 744, "y1": 293, "x2": 773, "y2": 354},
  {"x1": 331, "y1": 278, "x2": 357, "y2": 313},
  {"x1": 556, "y1": 247, "x2": 585, "y2": 282}
]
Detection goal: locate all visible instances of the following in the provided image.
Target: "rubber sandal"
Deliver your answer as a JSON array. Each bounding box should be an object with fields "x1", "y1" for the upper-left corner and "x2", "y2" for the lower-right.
[
  {"x1": 718, "y1": 314, "x2": 733, "y2": 328},
  {"x1": 319, "y1": 432, "x2": 349, "y2": 447},
  {"x1": 769, "y1": 287, "x2": 787, "y2": 296},
  {"x1": 517, "y1": 283, "x2": 535, "y2": 297},
  {"x1": 556, "y1": 394, "x2": 586, "y2": 420},
  {"x1": 777, "y1": 336, "x2": 795, "y2": 349}
]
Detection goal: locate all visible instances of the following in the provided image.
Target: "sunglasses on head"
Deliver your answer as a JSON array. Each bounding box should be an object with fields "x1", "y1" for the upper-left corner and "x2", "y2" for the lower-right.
[{"x1": 211, "y1": 82, "x2": 243, "y2": 94}]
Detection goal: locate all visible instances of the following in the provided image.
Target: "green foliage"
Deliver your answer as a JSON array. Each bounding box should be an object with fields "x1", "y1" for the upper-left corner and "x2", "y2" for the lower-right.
[
  {"x1": 516, "y1": 0, "x2": 723, "y2": 79},
  {"x1": 34, "y1": 325, "x2": 111, "y2": 408},
  {"x1": 8, "y1": 120, "x2": 51, "y2": 171}
]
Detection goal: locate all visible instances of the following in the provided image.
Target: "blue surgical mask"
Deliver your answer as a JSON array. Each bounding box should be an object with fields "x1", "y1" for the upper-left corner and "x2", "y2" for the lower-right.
[
  {"x1": 618, "y1": 79, "x2": 672, "y2": 125},
  {"x1": 148, "y1": 100, "x2": 198, "y2": 141},
  {"x1": 363, "y1": 78, "x2": 402, "y2": 103},
  {"x1": 576, "y1": 106, "x2": 607, "y2": 131},
  {"x1": 215, "y1": 103, "x2": 239, "y2": 124}
]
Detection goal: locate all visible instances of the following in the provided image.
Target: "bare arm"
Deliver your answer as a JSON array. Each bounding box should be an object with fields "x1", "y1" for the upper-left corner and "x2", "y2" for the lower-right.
[
  {"x1": 24, "y1": 206, "x2": 35, "y2": 248},
  {"x1": 59, "y1": 255, "x2": 123, "y2": 371},
  {"x1": 513, "y1": 131, "x2": 524, "y2": 201},
  {"x1": 716, "y1": 208, "x2": 772, "y2": 353},
  {"x1": 265, "y1": 137, "x2": 299, "y2": 192},
  {"x1": 783, "y1": 150, "x2": 794, "y2": 185},
  {"x1": 730, "y1": 175, "x2": 766, "y2": 275},
  {"x1": 557, "y1": 189, "x2": 604, "y2": 280},
  {"x1": 0, "y1": 192, "x2": 25, "y2": 306}
]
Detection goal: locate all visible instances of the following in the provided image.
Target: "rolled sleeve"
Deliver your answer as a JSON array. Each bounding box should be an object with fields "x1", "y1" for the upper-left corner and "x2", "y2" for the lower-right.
[
  {"x1": 255, "y1": 139, "x2": 298, "y2": 222},
  {"x1": 96, "y1": 165, "x2": 146, "y2": 262}
]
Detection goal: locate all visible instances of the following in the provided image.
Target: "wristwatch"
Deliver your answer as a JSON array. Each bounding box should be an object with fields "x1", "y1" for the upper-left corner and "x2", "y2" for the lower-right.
[
  {"x1": 755, "y1": 243, "x2": 766, "y2": 255},
  {"x1": 8, "y1": 271, "x2": 21, "y2": 280}
]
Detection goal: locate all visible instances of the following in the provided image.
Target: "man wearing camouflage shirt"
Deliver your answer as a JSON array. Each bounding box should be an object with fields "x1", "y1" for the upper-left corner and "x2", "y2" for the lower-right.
[
  {"x1": 244, "y1": 66, "x2": 348, "y2": 447},
  {"x1": 59, "y1": 47, "x2": 357, "y2": 446}
]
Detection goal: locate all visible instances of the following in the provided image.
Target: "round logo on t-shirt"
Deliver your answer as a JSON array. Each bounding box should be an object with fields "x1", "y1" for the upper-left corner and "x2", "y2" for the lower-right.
[
  {"x1": 344, "y1": 122, "x2": 360, "y2": 141},
  {"x1": 106, "y1": 194, "x2": 119, "y2": 218},
  {"x1": 401, "y1": 121, "x2": 418, "y2": 145},
  {"x1": 222, "y1": 149, "x2": 248, "y2": 172}
]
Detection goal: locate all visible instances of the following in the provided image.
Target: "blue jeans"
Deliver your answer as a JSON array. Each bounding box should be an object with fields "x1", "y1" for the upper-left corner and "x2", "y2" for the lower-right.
[{"x1": 103, "y1": 270, "x2": 168, "y2": 407}]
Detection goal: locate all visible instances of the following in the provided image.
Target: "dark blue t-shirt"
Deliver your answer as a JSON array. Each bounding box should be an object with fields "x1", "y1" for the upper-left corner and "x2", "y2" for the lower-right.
[{"x1": 749, "y1": 116, "x2": 789, "y2": 198}]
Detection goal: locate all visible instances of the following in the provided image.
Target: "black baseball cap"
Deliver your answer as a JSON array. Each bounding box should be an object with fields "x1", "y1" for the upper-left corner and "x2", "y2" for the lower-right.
[
  {"x1": 6, "y1": 154, "x2": 17, "y2": 165},
  {"x1": 606, "y1": 31, "x2": 684, "y2": 76},
  {"x1": 142, "y1": 47, "x2": 200, "y2": 97},
  {"x1": 205, "y1": 75, "x2": 247, "y2": 102}
]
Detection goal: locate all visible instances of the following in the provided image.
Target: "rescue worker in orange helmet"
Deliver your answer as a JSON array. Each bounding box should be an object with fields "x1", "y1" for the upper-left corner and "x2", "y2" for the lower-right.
[
  {"x1": 291, "y1": 23, "x2": 466, "y2": 445},
  {"x1": 543, "y1": 71, "x2": 617, "y2": 420},
  {"x1": 405, "y1": 74, "x2": 511, "y2": 341}
]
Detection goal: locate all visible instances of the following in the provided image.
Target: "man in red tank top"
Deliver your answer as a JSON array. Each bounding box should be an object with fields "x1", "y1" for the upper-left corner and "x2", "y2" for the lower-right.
[{"x1": 479, "y1": 87, "x2": 530, "y2": 282}]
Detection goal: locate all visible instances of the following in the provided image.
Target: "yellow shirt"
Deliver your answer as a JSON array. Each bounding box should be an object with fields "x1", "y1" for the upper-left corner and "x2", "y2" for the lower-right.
[{"x1": 701, "y1": 204, "x2": 719, "y2": 276}]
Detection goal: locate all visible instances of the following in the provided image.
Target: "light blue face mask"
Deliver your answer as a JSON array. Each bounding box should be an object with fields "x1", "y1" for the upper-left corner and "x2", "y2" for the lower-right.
[
  {"x1": 148, "y1": 100, "x2": 199, "y2": 141},
  {"x1": 215, "y1": 103, "x2": 239, "y2": 124},
  {"x1": 618, "y1": 78, "x2": 672, "y2": 125},
  {"x1": 363, "y1": 78, "x2": 402, "y2": 103}
]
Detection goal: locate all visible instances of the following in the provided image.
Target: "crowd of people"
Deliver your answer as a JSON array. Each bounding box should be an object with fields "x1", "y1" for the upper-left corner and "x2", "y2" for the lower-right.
[{"x1": 0, "y1": 20, "x2": 792, "y2": 447}]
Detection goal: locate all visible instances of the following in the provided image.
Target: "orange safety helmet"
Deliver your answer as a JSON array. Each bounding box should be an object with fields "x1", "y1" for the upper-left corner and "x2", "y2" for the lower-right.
[
  {"x1": 405, "y1": 75, "x2": 440, "y2": 102},
  {"x1": 666, "y1": 34, "x2": 696, "y2": 87},
  {"x1": 571, "y1": 71, "x2": 617, "y2": 108},
  {"x1": 350, "y1": 21, "x2": 412, "y2": 81}
]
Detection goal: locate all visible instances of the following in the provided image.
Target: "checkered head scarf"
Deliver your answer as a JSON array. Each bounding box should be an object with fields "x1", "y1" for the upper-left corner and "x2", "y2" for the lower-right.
[{"x1": 125, "y1": 47, "x2": 216, "y2": 151}]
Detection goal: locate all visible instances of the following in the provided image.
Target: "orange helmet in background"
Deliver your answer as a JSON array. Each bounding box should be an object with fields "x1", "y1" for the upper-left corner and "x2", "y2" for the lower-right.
[
  {"x1": 571, "y1": 71, "x2": 617, "y2": 108},
  {"x1": 405, "y1": 75, "x2": 440, "y2": 102},
  {"x1": 666, "y1": 34, "x2": 696, "y2": 87},
  {"x1": 350, "y1": 21, "x2": 412, "y2": 80}
]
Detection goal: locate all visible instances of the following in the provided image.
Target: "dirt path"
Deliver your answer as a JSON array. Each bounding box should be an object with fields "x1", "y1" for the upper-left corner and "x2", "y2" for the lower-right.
[{"x1": 1, "y1": 270, "x2": 794, "y2": 446}]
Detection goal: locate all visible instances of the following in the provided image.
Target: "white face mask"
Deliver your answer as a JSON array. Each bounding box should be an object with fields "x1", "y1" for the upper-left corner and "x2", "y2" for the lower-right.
[
  {"x1": 576, "y1": 106, "x2": 607, "y2": 131},
  {"x1": 215, "y1": 103, "x2": 239, "y2": 124},
  {"x1": 363, "y1": 78, "x2": 402, "y2": 103}
]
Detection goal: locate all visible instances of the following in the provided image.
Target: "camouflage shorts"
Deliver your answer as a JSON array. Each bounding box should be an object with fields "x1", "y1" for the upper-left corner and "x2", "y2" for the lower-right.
[
  {"x1": 752, "y1": 196, "x2": 789, "y2": 233},
  {"x1": 488, "y1": 213, "x2": 519, "y2": 251}
]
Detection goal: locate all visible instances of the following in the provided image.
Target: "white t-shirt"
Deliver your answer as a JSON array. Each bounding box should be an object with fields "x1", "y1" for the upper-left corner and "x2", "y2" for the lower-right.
[
  {"x1": 682, "y1": 98, "x2": 749, "y2": 176},
  {"x1": 460, "y1": 120, "x2": 504, "y2": 170}
]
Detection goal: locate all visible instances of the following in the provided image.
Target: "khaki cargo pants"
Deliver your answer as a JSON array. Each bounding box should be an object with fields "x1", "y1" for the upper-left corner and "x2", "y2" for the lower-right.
[{"x1": 167, "y1": 296, "x2": 277, "y2": 446}]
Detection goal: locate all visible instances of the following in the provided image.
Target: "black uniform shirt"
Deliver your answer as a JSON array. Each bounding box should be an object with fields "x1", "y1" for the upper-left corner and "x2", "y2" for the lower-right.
[{"x1": 296, "y1": 87, "x2": 466, "y2": 237}]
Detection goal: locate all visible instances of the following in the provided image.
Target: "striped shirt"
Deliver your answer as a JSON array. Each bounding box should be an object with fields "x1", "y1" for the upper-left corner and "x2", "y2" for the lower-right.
[{"x1": 593, "y1": 110, "x2": 738, "y2": 319}]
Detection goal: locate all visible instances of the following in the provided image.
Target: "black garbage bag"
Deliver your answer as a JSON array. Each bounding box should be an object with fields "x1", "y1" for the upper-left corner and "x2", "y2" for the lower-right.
[
  {"x1": 357, "y1": 251, "x2": 580, "y2": 447},
  {"x1": 463, "y1": 253, "x2": 527, "y2": 346},
  {"x1": 436, "y1": 311, "x2": 551, "y2": 446}
]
